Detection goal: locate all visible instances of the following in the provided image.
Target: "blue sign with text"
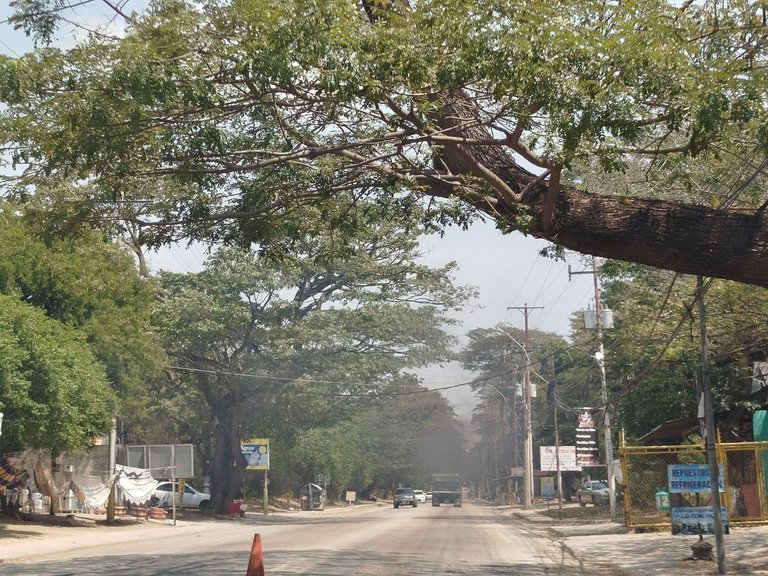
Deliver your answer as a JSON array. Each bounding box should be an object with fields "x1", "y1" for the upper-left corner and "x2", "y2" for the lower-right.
[
  {"x1": 668, "y1": 464, "x2": 724, "y2": 493},
  {"x1": 671, "y1": 506, "x2": 729, "y2": 535}
]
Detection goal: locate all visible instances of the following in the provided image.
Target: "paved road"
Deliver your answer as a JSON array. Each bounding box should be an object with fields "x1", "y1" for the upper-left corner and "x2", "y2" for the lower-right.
[{"x1": 5, "y1": 501, "x2": 604, "y2": 575}]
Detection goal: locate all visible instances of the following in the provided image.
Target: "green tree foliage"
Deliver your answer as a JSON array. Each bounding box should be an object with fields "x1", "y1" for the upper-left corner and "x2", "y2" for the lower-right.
[
  {"x1": 0, "y1": 294, "x2": 115, "y2": 456},
  {"x1": 3, "y1": 0, "x2": 768, "y2": 285},
  {"x1": 601, "y1": 269, "x2": 768, "y2": 440},
  {"x1": 286, "y1": 380, "x2": 465, "y2": 498},
  {"x1": 0, "y1": 202, "x2": 165, "y2": 438},
  {"x1": 152, "y1": 213, "x2": 472, "y2": 512}
]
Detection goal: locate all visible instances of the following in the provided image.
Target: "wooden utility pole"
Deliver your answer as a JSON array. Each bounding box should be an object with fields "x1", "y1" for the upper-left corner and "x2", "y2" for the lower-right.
[
  {"x1": 106, "y1": 418, "x2": 116, "y2": 524},
  {"x1": 263, "y1": 471, "x2": 269, "y2": 515}
]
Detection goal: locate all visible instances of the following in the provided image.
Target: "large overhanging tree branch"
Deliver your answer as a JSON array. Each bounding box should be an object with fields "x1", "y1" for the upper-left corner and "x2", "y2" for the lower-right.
[{"x1": 3, "y1": 0, "x2": 768, "y2": 285}]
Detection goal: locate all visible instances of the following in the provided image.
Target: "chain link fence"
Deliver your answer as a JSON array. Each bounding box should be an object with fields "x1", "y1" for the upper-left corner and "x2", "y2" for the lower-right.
[{"x1": 620, "y1": 440, "x2": 768, "y2": 529}]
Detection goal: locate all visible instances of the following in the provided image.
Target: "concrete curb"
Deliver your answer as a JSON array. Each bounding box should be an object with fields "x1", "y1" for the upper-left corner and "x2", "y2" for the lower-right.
[
  {"x1": 549, "y1": 522, "x2": 627, "y2": 537},
  {"x1": 509, "y1": 504, "x2": 768, "y2": 575}
]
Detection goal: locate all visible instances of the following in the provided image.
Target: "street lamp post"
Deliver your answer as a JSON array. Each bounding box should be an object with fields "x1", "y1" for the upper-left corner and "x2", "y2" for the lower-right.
[
  {"x1": 496, "y1": 328, "x2": 534, "y2": 509},
  {"x1": 488, "y1": 384, "x2": 508, "y2": 502},
  {"x1": 591, "y1": 258, "x2": 617, "y2": 521}
]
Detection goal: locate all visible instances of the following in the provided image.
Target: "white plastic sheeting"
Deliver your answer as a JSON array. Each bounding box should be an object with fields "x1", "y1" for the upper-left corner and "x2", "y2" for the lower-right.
[
  {"x1": 72, "y1": 473, "x2": 114, "y2": 508},
  {"x1": 115, "y1": 464, "x2": 159, "y2": 504},
  {"x1": 70, "y1": 465, "x2": 159, "y2": 507}
]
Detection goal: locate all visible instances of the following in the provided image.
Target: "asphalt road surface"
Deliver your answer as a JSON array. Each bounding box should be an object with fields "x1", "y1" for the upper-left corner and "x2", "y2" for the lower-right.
[{"x1": 6, "y1": 500, "x2": 596, "y2": 575}]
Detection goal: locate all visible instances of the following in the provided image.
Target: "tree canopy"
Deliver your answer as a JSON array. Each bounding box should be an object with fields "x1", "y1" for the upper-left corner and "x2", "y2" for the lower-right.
[
  {"x1": 0, "y1": 293, "x2": 115, "y2": 456},
  {"x1": 2, "y1": 0, "x2": 768, "y2": 285},
  {"x1": 599, "y1": 267, "x2": 768, "y2": 440},
  {"x1": 460, "y1": 325, "x2": 571, "y2": 489},
  {"x1": 151, "y1": 209, "x2": 472, "y2": 511},
  {"x1": 0, "y1": 202, "x2": 165, "y2": 427},
  {"x1": 288, "y1": 381, "x2": 467, "y2": 497}
]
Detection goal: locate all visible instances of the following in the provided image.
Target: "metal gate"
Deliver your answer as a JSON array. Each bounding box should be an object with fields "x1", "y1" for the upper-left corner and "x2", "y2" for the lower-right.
[{"x1": 619, "y1": 438, "x2": 768, "y2": 529}]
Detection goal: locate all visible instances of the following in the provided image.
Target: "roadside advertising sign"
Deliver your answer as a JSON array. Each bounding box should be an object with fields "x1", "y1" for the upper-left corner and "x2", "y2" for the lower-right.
[
  {"x1": 539, "y1": 446, "x2": 580, "y2": 471},
  {"x1": 667, "y1": 464, "x2": 724, "y2": 493},
  {"x1": 241, "y1": 438, "x2": 270, "y2": 470},
  {"x1": 575, "y1": 409, "x2": 600, "y2": 467},
  {"x1": 671, "y1": 506, "x2": 729, "y2": 535}
]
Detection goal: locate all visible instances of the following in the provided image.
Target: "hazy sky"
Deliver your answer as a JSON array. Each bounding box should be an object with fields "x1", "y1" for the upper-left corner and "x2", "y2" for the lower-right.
[
  {"x1": 150, "y1": 223, "x2": 598, "y2": 421},
  {"x1": 401, "y1": 223, "x2": 596, "y2": 420},
  {"x1": 1, "y1": 3, "x2": 599, "y2": 421}
]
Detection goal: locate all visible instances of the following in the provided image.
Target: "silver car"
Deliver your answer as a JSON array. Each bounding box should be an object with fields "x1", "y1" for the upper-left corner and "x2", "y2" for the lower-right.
[{"x1": 576, "y1": 480, "x2": 609, "y2": 506}]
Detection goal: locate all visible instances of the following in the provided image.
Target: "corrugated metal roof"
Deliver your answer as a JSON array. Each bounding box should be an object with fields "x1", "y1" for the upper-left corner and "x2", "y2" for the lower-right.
[{"x1": 638, "y1": 417, "x2": 700, "y2": 443}]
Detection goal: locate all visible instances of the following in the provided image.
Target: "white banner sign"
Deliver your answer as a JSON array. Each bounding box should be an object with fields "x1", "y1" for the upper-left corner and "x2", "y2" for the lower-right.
[{"x1": 539, "y1": 446, "x2": 580, "y2": 472}]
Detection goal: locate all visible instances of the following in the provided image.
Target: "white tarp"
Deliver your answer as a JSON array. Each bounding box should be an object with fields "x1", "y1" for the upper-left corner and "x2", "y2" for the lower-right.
[
  {"x1": 115, "y1": 464, "x2": 159, "y2": 504},
  {"x1": 72, "y1": 465, "x2": 159, "y2": 507},
  {"x1": 72, "y1": 473, "x2": 116, "y2": 508}
]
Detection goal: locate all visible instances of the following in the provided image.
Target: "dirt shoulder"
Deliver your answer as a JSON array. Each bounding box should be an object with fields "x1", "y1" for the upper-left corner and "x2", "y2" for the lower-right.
[{"x1": 0, "y1": 513, "x2": 180, "y2": 563}]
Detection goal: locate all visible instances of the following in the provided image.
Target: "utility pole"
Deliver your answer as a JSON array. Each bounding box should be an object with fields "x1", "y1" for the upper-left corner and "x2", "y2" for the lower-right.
[
  {"x1": 263, "y1": 471, "x2": 269, "y2": 515},
  {"x1": 488, "y1": 384, "x2": 509, "y2": 503},
  {"x1": 507, "y1": 304, "x2": 543, "y2": 509},
  {"x1": 569, "y1": 257, "x2": 617, "y2": 520},
  {"x1": 106, "y1": 418, "x2": 116, "y2": 524},
  {"x1": 698, "y1": 276, "x2": 726, "y2": 574},
  {"x1": 499, "y1": 348, "x2": 508, "y2": 487},
  {"x1": 550, "y1": 357, "x2": 563, "y2": 520}
]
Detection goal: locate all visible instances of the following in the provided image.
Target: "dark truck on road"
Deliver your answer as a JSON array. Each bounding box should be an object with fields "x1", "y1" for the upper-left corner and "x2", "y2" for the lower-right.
[{"x1": 431, "y1": 474, "x2": 462, "y2": 507}]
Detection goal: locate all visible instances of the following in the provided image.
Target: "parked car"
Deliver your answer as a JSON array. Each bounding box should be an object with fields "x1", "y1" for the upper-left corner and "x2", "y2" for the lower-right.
[
  {"x1": 393, "y1": 487, "x2": 417, "y2": 509},
  {"x1": 152, "y1": 481, "x2": 210, "y2": 511},
  {"x1": 576, "y1": 480, "x2": 609, "y2": 506},
  {"x1": 413, "y1": 489, "x2": 426, "y2": 503}
]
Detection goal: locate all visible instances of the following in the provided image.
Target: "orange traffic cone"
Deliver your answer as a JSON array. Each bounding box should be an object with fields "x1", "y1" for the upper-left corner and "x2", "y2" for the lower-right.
[{"x1": 246, "y1": 533, "x2": 265, "y2": 576}]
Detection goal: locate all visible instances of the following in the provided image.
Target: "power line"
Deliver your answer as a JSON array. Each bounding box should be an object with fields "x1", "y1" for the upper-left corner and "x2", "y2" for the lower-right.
[{"x1": 164, "y1": 364, "x2": 478, "y2": 397}]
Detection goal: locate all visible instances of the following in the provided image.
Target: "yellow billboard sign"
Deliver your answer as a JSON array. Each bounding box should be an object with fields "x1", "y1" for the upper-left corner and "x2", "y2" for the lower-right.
[{"x1": 241, "y1": 438, "x2": 270, "y2": 470}]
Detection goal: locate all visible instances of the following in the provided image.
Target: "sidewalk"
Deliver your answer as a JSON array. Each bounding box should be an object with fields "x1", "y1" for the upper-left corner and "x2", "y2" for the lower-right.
[{"x1": 512, "y1": 504, "x2": 768, "y2": 575}]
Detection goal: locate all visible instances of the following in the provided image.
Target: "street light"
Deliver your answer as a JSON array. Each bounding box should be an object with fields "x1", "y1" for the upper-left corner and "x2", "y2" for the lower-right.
[
  {"x1": 487, "y1": 383, "x2": 509, "y2": 499},
  {"x1": 496, "y1": 328, "x2": 534, "y2": 509}
]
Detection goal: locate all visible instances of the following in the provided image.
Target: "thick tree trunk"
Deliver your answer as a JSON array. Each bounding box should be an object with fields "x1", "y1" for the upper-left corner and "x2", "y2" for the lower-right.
[
  {"x1": 209, "y1": 408, "x2": 246, "y2": 515},
  {"x1": 539, "y1": 189, "x2": 768, "y2": 287},
  {"x1": 477, "y1": 170, "x2": 768, "y2": 288},
  {"x1": 435, "y1": 97, "x2": 768, "y2": 288}
]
